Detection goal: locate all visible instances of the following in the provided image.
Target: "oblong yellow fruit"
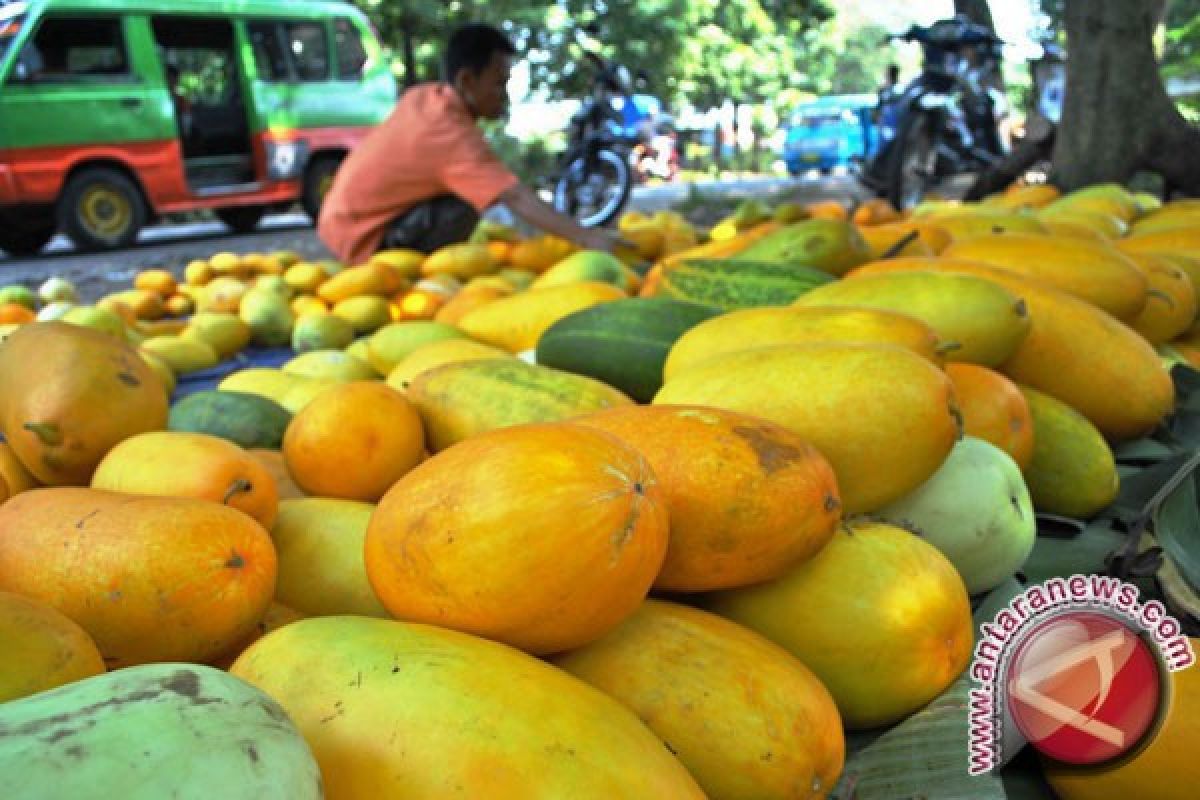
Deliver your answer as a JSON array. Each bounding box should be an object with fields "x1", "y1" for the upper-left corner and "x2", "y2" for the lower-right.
[
  {"x1": 654, "y1": 343, "x2": 960, "y2": 513},
  {"x1": 364, "y1": 321, "x2": 466, "y2": 375},
  {"x1": 218, "y1": 368, "x2": 306, "y2": 406},
  {"x1": 856, "y1": 223, "x2": 936, "y2": 258},
  {"x1": 182, "y1": 312, "x2": 251, "y2": 358},
  {"x1": 1019, "y1": 386, "x2": 1118, "y2": 518},
  {"x1": 0, "y1": 590, "x2": 105, "y2": 703},
  {"x1": 385, "y1": 338, "x2": 513, "y2": 390},
  {"x1": 420, "y1": 242, "x2": 494, "y2": 279},
  {"x1": 664, "y1": 305, "x2": 941, "y2": 380},
  {"x1": 457, "y1": 281, "x2": 626, "y2": 352},
  {"x1": 555, "y1": 600, "x2": 845, "y2": 800},
  {"x1": 1126, "y1": 252, "x2": 1198, "y2": 345},
  {"x1": 1038, "y1": 207, "x2": 1128, "y2": 239},
  {"x1": 270, "y1": 498, "x2": 390, "y2": 618},
  {"x1": 281, "y1": 349, "x2": 379, "y2": 382},
  {"x1": 921, "y1": 210, "x2": 1047, "y2": 242},
  {"x1": 1129, "y1": 207, "x2": 1200, "y2": 236},
  {"x1": 943, "y1": 233, "x2": 1148, "y2": 320},
  {"x1": 793, "y1": 269, "x2": 1030, "y2": 366},
  {"x1": 848, "y1": 258, "x2": 1175, "y2": 440},
  {"x1": 1116, "y1": 226, "x2": 1200, "y2": 261},
  {"x1": 230, "y1": 616, "x2": 705, "y2": 798},
  {"x1": 705, "y1": 520, "x2": 973, "y2": 730},
  {"x1": 140, "y1": 335, "x2": 219, "y2": 374},
  {"x1": 407, "y1": 358, "x2": 632, "y2": 451}
]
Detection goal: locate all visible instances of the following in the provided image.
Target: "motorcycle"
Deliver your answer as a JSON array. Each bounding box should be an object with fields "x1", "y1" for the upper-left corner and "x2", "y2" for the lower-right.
[
  {"x1": 862, "y1": 15, "x2": 1009, "y2": 209},
  {"x1": 551, "y1": 37, "x2": 641, "y2": 227}
]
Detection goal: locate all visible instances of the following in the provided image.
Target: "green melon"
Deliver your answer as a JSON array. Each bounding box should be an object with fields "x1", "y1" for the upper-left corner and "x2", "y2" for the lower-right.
[
  {"x1": 658, "y1": 259, "x2": 834, "y2": 311},
  {"x1": 168, "y1": 390, "x2": 293, "y2": 449},
  {"x1": 537, "y1": 298, "x2": 721, "y2": 402}
]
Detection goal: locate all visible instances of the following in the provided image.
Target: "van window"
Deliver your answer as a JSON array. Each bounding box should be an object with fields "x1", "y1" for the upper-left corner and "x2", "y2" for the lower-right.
[
  {"x1": 248, "y1": 23, "x2": 289, "y2": 82},
  {"x1": 14, "y1": 16, "x2": 130, "y2": 82},
  {"x1": 334, "y1": 18, "x2": 367, "y2": 80},
  {"x1": 284, "y1": 21, "x2": 328, "y2": 81}
]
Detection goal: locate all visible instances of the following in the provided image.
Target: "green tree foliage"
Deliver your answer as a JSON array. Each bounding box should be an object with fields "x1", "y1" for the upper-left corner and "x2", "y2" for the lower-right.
[{"x1": 348, "y1": 0, "x2": 833, "y2": 108}]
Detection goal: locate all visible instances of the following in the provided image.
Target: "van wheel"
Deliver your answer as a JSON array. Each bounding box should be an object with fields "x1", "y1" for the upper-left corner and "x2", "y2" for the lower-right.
[
  {"x1": 302, "y1": 155, "x2": 342, "y2": 222},
  {"x1": 0, "y1": 211, "x2": 56, "y2": 257},
  {"x1": 215, "y1": 205, "x2": 267, "y2": 233},
  {"x1": 57, "y1": 167, "x2": 147, "y2": 252}
]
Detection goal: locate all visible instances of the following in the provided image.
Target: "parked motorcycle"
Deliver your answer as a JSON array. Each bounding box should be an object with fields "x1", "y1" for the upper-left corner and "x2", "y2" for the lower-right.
[
  {"x1": 551, "y1": 36, "x2": 641, "y2": 227},
  {"x1": 862, "y1": 16, "x2": 1009, "y2": 209}
]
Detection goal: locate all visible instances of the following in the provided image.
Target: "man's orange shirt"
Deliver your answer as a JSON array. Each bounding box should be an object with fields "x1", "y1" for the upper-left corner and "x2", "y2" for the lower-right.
[{"x1": 317, "y1": 83, "x2": 519, "y2": 266}]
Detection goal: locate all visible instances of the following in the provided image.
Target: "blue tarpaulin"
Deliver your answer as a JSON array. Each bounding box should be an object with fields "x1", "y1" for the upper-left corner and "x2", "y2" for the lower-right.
[{"x1": 170, "y1": 347, "x2": 294, "y2": 402}]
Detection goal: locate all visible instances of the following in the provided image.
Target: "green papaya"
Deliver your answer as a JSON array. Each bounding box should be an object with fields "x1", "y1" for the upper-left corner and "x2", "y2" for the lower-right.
[
  {"x1": 168, "y1": 390, "x2": 293, "y2": 450},
  {"x1": 0, "y1": 663, "x2": 321, "y2": 800}
]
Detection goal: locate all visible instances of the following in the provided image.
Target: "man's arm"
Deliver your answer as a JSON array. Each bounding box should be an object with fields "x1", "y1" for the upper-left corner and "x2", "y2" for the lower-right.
[{"x1": 498, "y1": 183, "x2": 628, "y2": 253}]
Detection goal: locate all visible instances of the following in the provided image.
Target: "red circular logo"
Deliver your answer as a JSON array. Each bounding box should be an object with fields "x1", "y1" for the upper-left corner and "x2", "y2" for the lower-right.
[{"x1": 1005, "y1": 611, "x2": 1163, "y2": 766}]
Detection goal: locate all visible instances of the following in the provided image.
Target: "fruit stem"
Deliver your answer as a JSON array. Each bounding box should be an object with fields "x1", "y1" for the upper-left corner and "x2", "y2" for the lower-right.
[
  {"x1": 23, "y1": 422, "x2": 63, "y2": 446},
  {"x1": 222, "y1": 478, "x2": 253, "y2": 505}
]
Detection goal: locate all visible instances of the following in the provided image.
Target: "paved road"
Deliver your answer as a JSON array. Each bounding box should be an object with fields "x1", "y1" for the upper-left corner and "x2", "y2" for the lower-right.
[{"x1": 0, "y1": 173, "x2": 871, "y2": 301}]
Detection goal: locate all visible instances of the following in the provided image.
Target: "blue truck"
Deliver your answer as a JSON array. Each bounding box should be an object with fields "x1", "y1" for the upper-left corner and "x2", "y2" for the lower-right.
[{"x1": 782, "y1": 93, "x2": 880, "y2": 175}]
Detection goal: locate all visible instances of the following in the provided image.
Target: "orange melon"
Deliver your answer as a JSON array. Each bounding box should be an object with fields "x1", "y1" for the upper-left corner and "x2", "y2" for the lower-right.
[
  {"x1": 556, "y1": 600, "x2": 845, "y2": 798},
  {"x1": 944, "y1": 363, "x2": 1035, "y2": 470},
  {"x1": 282, "y1": 381, "x2": 425, "y2": 502},
  {"x1": 0, "y1": 488, "x2": 276, "y2": 667},
  {"x1": 364, "y1": 423, "x2": 668, "y2": 655},
  {"x1": 576, "y1": 405, "x2": 841, "y2": 591}
]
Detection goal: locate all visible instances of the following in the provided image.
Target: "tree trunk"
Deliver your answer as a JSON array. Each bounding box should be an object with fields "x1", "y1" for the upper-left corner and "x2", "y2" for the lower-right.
[{"x1": 1053, "y1": 0, "x2": 1200, "y2": 193}]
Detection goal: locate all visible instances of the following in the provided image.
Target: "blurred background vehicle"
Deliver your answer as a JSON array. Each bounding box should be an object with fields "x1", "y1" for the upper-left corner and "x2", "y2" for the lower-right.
[{"x1": 782, "y1": 94, "x2": 879, "y2": 176}]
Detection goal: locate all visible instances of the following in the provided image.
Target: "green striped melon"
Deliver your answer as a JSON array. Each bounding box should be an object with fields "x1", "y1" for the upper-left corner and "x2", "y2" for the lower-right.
[
  {"x1": 658, "y1": 259, "x2": 834, "y2": 311},
  {"x1": 536, "y1": 298, "x2": 721, "y2": 402},
  {"x1": 406, "y1": 359, "x2": 633, "y2": 451}
]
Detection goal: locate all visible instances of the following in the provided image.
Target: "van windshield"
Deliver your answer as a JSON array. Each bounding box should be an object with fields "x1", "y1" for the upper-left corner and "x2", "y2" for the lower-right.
[{"x1": 0, "y1": 5, "x2": 26, "y2": 66}]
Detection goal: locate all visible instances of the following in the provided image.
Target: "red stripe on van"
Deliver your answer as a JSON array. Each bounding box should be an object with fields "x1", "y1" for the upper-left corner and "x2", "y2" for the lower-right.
[
  {"x1": 297, "y1": 125, "x2": 375, "y2": 156},
  {"x1": 0, "y1": 140, "x2": 185, "y2": 207}
]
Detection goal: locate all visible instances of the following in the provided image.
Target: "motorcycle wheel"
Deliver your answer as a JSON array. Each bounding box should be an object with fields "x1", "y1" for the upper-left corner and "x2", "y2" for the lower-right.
[
  {"x1": 886, "y1": 112, "x2": 939, "y2": 210},
  {"x1": 553, "y1": 148, "x2": 633, "y2": 228}
]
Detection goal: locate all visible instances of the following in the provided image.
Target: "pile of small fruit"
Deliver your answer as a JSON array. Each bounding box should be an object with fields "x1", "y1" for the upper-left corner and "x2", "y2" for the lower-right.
[{"x1": 1, "y1": 183, "x2": 1199, "y2": 800}]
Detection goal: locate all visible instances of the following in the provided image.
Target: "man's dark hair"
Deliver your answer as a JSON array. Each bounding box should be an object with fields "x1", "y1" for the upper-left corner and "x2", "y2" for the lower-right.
[{"x1": 443, "y1": 24, "x2": 516, "y2": 82}]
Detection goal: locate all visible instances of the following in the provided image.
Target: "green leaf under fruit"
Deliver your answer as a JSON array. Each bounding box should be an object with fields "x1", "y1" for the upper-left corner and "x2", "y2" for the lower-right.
[
  {"x1": 1153, "y1": 471, "x2": 1200, "y2": 593},
  {"x1": 830, "y1": 676, "x2": 1007, "y2": 800},
  {"x1": 1021, "y1": 524, "x2": 1126, "y2": 584}
]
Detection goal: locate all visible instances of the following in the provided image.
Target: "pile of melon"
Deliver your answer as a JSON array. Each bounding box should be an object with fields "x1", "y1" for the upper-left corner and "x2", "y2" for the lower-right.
[{"x1": 1, "y1": 183, "x2": 1199, "y2": 799}]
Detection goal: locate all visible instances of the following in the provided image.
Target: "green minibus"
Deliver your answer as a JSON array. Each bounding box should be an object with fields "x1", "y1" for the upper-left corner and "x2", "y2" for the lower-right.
[{"x1": 0, "y1": 0, "x2": 396, "y2": 254}]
